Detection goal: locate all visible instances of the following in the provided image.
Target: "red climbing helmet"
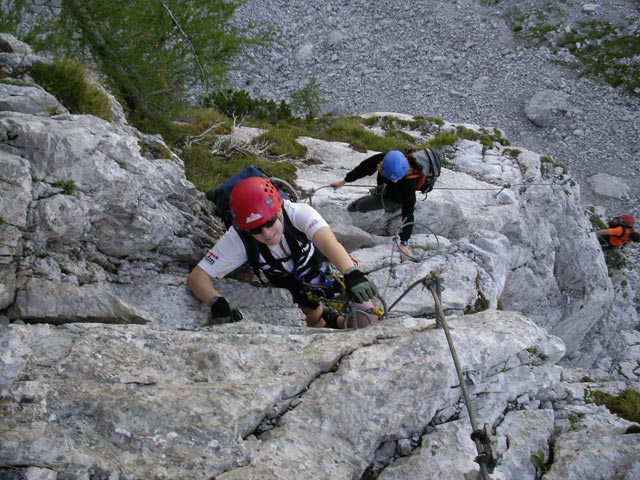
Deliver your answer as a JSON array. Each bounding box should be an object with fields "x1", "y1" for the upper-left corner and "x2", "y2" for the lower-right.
[{"x1": 229, "y1": 176, "x2": 282, "y2": 230}]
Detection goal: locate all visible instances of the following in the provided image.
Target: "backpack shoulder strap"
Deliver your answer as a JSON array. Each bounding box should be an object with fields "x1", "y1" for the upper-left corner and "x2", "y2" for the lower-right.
[{"x1": 233, "y1": 226, "x2": 264, "y2": 279}]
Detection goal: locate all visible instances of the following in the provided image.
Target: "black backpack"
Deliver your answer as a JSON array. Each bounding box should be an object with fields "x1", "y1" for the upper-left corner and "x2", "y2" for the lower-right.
[
  {"x1": 608, "y1": 215, "x2": 635, "y2": 230},
  {"x1": 206, "y1": 165, "x2": 273, "y2": 229},
  {"x1": 406, "y1": 149, "x2": 442, "y2": 194}
]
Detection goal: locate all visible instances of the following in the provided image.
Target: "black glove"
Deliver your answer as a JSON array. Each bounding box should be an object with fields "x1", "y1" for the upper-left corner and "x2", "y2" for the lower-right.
[
  {"x1": 208, "y1": 297, "x2": 243, "y2": 325},
  {"x1": 344, "y1": 268, "x2": 378, "y2": 303}
]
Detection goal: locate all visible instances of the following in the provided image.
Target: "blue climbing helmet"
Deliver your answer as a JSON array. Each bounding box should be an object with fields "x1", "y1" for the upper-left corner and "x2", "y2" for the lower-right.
[{"x1": 381, "y1": 150, "x2": 408, "y2": 181}]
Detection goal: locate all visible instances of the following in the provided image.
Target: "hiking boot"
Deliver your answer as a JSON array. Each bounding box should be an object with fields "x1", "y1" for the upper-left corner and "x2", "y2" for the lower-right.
[
  {"x1": 321, "y1": 308, "x2": 344, "y2": 329},
  {"x1": 347, "y1": 199, "x2": 359, "y2": 212}
]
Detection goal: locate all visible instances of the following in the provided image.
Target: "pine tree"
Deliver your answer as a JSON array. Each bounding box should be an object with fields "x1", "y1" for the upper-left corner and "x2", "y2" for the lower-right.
[{"x1": 1, "y1": 0, "x2": 275, "y2": 119}]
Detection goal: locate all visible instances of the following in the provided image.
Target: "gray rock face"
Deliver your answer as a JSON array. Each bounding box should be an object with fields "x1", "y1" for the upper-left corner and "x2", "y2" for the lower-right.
[
  {"x1": 0, "y1": 83, "x2": 67, "y2": 116},
  {"x1": 293, "y1": 130, "x2": 614, "y2": 361},
  {"x1": 2, "y1": 313, "x2": 570, "y2": 480},
  {"x1": 1, "y1": 35, "x2": 639, "y2": 480}
]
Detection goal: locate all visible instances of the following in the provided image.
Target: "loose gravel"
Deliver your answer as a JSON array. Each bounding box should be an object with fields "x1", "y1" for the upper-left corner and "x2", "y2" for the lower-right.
[{"x1": 230, "y1": 0, "x2": 640, "y2": 216}]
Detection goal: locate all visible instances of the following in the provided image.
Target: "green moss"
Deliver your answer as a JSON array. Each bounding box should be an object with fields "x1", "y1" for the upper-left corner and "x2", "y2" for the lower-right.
[
  {"x1": 29, "y1": 59, "x2": 112, "y2": 120},
  {"x1": 593, "y1": 389, "x2": 640, "y2": 423}
]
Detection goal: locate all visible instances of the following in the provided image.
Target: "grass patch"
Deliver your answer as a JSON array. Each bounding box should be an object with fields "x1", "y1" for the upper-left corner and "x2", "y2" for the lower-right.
[
  {"x1": 181, "y1": 145, "x2": 296, "y2": 193},
  {"x1": 132, "y1": 108, "x2": 231, "y2": 147},
  {"x1": 29, "y1": 59, "x2": 112, "y2": 120},
  {"x1": 51, "y1": 180, "x2": 76, "y2": 195},
  {"x1": 593, "y1": 389, "x2": 640, "y2": 423},
  {"x1": 455, "y1": 125, "x2": 509, "y2": 149},
  {"x1": 253, "y1": 127, "x2": 308, "y2": 158},
  {"x1": 589, "y1": 215, "x2": 607, "y2": 230},
  {"x1": 139, "y1": 139, "x2": 172, "y2": 160},
  {"x1": 540, "y1": 155, "x2": 568, "y2": 175},
  {"x1": 503, "y1": 148, "x2": 521, "y2": 158},
  {"x1": 558, "y1": 20, "x2": 640, "y2": 95},
  {"x1": 0, "y1": 77, "x2": 32, "y2": 87},
  {"x1": 307, "y1": 115, "x2": 410, "y2": 152},
  {"x1": 424, "y1": 130, "x2": 457, "y2": 150},
  {"x1": 427, "y1": 116, "x2": 444, "y2": 126},
  {"x1": 511, "y1": 9, "x2": 640, "y2": 96},
  {"x1": 604, "y1": 249, "x2": 627, "y2": 271}
]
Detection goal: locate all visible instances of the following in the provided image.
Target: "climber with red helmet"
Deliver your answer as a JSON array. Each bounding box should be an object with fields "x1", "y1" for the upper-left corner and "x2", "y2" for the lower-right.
[
  {"x1": 330, "y1": 150, "x2": 420, "y2": 262},
  {"x1": 188, "y1": 176, "x2": 379, "y2": 328}
]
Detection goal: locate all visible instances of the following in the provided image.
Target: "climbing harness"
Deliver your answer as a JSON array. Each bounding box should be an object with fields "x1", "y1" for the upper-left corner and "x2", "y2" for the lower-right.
[
  {"x1": 304, "y1": 263, "x2": 388, "y2": 330},
  {"x1": 388, "y1": 272, "x2": 499, "y2": 479}
]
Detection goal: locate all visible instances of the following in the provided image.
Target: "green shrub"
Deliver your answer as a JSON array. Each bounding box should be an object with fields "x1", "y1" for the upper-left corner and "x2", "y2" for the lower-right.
[
  {"x1": 531, "y1": 449, "x2": 551, "y2": 479},
  {"x1": 29, "y1": 59, "x2": 112, "y2": 120},
  {"x1": 290, "y1": 76, "x2": 325, "y2": 120},
  {"x1": 205, "y1": 89, "x2": 292, "y2": 123}
]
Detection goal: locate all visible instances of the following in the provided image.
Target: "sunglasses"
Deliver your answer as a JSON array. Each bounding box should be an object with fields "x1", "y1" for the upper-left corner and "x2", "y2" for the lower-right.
[{"x1": 245, "y1": 215, "x2": 278, "y2": 235}]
